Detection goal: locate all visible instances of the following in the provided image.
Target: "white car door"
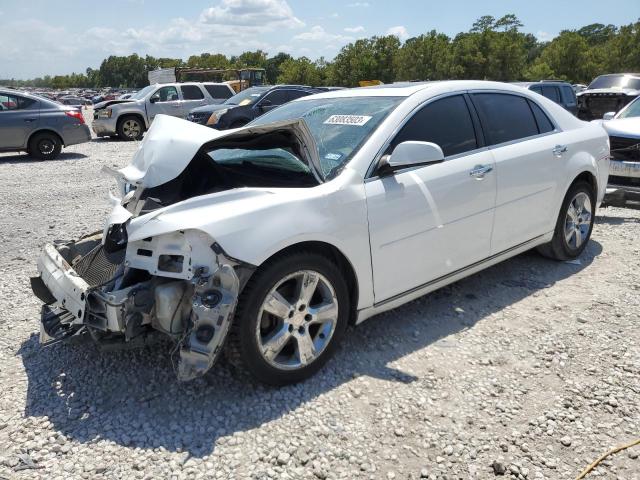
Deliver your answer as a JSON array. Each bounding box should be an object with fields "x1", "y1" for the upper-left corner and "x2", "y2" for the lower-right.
[
  {"x1": 146, "y1": 85, "x2": 183, "y2": 121},
  {"x1": 365, "y1": 94, "x2": 497, "y2": 303},
  {"x1": 469, "y1": 92, "x2": 562, "y2": 253}
]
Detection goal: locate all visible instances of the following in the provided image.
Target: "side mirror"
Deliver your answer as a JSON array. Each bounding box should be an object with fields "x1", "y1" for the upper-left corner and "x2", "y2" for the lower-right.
[
  {"x1": 384, "y1": 141, "x2": 445, "y2": 172},
  {"x1": 602, "y1": 112, "x2": 616, "y2": 121},
  {"x1": 259, "y1": 99, "x2": 273, "y2": 110},
  {"x1": 149, "y1": 96, "x2": 159, "y2": 104}
]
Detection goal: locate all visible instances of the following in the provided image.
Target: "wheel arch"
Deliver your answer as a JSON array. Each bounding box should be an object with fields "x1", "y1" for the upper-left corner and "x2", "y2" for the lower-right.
[
  {"x1": 569, "y1": 170, "x2": 598, "y2": 198},
  {"x1": 117, "y1": 112, "x2": 147, "y2": 130},
  {"x1": 249, "y1": 240, "x2": 360, "y2": 325},
  {"x1": 27, "y1": 128, "x2": 64, "y2": 148}
]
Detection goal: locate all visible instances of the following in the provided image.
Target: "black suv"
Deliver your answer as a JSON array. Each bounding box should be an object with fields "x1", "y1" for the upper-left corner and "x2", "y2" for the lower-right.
[
  {"x1": 187, "y1": 85, "x2": 322, "y2": 130},
  {"x1": 513, "y1": 81, "x2": 578, "y2": 115}
]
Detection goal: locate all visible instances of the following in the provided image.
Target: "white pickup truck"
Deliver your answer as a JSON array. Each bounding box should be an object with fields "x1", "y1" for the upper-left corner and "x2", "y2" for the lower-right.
[{"x1": 92, "y1": 82, "x2": 235, "y2": 140}]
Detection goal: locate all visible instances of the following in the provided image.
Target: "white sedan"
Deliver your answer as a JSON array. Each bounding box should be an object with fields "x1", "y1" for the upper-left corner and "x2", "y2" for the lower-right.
[{"x1": 31, "y1": 81, "x2": 610, "y2": 385}]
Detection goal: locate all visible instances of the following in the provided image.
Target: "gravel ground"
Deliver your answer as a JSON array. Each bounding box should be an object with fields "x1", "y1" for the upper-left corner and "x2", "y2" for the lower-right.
[{"x1": 0, "y1": 112, "x2": 638, "y2": 479}]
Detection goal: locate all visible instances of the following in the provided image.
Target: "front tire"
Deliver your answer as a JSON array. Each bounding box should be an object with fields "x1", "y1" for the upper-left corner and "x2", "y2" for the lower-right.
[
  {"x1": 537, "y1": 180, "x2": 595, "y2": 260},
  {"x1": 28, "y1": 132, "x2": 62, "y2": 160},
  {"x1": 228, "y1": 251, "x2": 350, "y2": 385},
  {"x1": 117, "y1": 115, "x2": 144, "y2": 141}
]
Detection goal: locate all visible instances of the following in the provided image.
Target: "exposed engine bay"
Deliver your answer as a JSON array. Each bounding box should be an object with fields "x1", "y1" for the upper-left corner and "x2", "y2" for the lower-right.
[{"x1": 31, "y1": 116, "x2": 321, "y2": 381}]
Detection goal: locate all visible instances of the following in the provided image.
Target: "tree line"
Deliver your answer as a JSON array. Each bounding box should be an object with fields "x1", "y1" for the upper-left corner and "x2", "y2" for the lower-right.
[{"x1": 3, "y1": 15, "x2": 639, "y2": 89}]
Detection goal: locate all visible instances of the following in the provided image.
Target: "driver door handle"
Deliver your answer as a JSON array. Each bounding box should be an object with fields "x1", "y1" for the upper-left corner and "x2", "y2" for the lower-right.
[{"x1": 469, "y1": 164, "x2": 493, "y2": 179}]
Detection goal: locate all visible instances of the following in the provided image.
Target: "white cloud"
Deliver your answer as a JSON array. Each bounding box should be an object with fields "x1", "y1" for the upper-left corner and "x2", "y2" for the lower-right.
[
  {"x1": 536, "y1": 30, "x2": 556, "y2": 42},
  {"x1": 347, "y1": 2, "x2": 370, "y2": 6},
  {"x1": 386, "y1": 25, "x2": 409, "y2": 41},
  {"x1": 293, "y1": 26, "x2": 353, "y2": 43},
  {"x1": 344, "y1": 26, "x2": 365, "y2": 33},
  {"x1": 200, "y1": 0, "x2": 303, "y2": 28}
]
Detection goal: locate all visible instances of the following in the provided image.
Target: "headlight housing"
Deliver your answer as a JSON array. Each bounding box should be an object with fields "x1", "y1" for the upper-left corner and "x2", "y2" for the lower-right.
[
  {"x1": 98, "y1": 108, "x2": 112, "y2": 118},
  {"x1": 207, "y1": 109, "x2": 228, "y2": 126}
]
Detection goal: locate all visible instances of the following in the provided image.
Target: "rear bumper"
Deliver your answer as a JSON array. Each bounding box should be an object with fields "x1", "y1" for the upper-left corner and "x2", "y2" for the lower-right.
[{"x1": 63, "y1": 124, "x2": 92, "y2": 146}]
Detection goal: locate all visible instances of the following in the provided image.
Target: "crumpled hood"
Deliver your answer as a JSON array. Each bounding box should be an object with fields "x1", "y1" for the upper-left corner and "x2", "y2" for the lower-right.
[
  {"x1": 115, "y1": 114, "x2": 322, "y2": 188},
  {"x1": 601, "y1": 117, "x2": 640, "y2": 138},
  {"x1": 94, "y1": 99, "x2": 136, "y2": 110},
  {"x1": 117, "y1": 115, "x2": 226, "y2": 187}
]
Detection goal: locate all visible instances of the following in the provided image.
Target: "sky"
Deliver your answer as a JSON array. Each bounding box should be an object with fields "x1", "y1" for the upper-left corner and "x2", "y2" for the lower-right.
[{"x1": 1, "y1": 0, "x2": 639, "y2": 79}]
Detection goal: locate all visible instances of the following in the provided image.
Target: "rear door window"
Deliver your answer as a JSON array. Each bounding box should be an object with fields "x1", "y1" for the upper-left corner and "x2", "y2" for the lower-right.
[
  {"x1": 471, "y1": 93, "x2": 540, "y2": 145},
  {"x1": 541, "y1": 86, "x2": 561, "y2": 104},
  {"x1": 262, "y1": 90, "x2": 289, "y2": 106},
  {"x1": 389, "y1": 94, "x2": 478, "y2": 157},
  {"x1": 287, "y1": 90, "x2": 313, "y2": 101},
  {"x1": 180, "y1": 85, "x2": 205, "y2": 100}
]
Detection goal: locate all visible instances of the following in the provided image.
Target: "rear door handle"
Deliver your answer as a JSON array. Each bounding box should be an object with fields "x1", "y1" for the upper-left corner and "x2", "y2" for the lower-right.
[
  {"x1": 24, "y1": 118, "x2": 37, "y2": 122},
  {"x1": 469, "y1": 164, "x2": 493, "y2": 179},
  {"x1": 553, "y1": 144, "x2": 568, "y2": 156}
]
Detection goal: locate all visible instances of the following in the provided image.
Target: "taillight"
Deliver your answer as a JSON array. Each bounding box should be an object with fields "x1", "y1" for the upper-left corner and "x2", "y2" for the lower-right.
[{"x1": 65, "y1": 110, "x2": 85, "y2": 124}]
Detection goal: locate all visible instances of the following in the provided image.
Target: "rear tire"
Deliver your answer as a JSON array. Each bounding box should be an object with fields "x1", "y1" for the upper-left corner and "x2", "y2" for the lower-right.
[
  {"x1": 227, "y1": 250, "x2": 350, "y2": 385},
  {"x1": 117, "y1": 115, "x2": 144, "y2": 141},
  {"x1": 28, "y1": 132, "x2": 62, "y2": 160},
  {"x1": 537, "y1": 180, "x2": 595, "y2": 260}
]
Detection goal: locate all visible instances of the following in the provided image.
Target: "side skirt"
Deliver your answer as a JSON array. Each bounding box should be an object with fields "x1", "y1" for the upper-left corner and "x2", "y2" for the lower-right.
[{"x1": 355, "y1": 233, "x2": 552, "y2": 325}]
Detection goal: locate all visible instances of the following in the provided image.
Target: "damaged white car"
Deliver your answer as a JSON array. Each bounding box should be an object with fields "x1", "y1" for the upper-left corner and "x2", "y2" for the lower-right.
[{"x1": 31, "y1": 81, "x2": 610, "y2": 385}]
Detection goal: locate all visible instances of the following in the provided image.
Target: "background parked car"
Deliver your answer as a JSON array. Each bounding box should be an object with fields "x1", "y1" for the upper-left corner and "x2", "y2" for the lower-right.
[
  {"x1": 92, "y1": 82, "x2": 235, "y2": 140},
  {"x1": 186, "y1": 85, "x2": 322, "y2": 129},
  {"x1": 577, "y1": 73, "x2": 640, "y2": 120},
  {"x1": 0, "y1": 88, "x2": 91, "y2": 159},
  {"x1": 597, "y1": 96, "x2": 640, "y2": 207},
  {"x1": 514, "y1": 81, "x2": 578, "y2": 115}
]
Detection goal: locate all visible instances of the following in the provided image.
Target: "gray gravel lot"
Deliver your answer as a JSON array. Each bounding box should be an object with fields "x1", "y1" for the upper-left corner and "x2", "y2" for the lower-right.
[{"x1": 0, "y1": 113, "x2": 638, "y2": 479}]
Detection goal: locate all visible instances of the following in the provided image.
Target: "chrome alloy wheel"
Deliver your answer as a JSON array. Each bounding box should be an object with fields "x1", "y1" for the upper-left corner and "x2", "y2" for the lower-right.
[
  {"x1": 122, "y1": 119, "x2": 141, "y2": 139},
  {"x1": 256, "y1": 270, "x2": 339, "y2": 370},
  {"x1": 564, "y1": 192, "x2": 592, "y2": 249}
]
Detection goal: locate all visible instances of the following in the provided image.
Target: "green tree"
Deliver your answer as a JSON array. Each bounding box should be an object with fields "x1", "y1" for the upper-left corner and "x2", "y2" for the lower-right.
[
  {"x1": 395, "y1": 31, "x2": 452, "y2": 81},
  {"x1": 330, "y1": 36, "x2": 400, "y2": 86},
  {"x1": 276, "y1": 57, "x2": 322, "y2": 85},
  {"x1": 265, "y1": 52, "x2": 293, "y2": 84}
]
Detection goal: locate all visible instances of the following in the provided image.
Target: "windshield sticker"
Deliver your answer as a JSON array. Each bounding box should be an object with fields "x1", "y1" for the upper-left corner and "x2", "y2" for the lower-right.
[
  {"x1": 324, "y1": 152, "x2": 343, "y2": 161},
  {"x1": 324, "y1": 115, "x2": 372, "y2": 126}
]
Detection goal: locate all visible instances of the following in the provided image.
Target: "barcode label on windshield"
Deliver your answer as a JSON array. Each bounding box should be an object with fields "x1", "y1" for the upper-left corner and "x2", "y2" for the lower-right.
[{"x1": 324, "y1": 115, "x2": 372, "y2": 126}]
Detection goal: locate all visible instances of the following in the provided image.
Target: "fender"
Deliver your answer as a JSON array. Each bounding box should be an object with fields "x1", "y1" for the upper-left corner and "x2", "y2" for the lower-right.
[{"x1": 121, "y1": 169, "x2": 375, "y2": 310}]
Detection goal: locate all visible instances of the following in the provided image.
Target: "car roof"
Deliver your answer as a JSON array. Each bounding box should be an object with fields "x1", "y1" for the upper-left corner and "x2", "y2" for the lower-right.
[
  {"x1": 513, "y1": 81, "x2": 571, "y2": 87},
  {"x1": 305, "y1": 80, "x2": 542, "y2": 100}
]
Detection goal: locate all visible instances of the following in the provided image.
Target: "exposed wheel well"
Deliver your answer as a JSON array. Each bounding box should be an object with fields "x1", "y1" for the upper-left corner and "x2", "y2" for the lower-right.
[
  {"x1": 571, "y1": 171, "x2": 597, "y2": 196},
  {"x1": 27, "y1": 129, "x2": 64, "y2": 149},
  {"x1": 257, "y1": 241, "x2": 359, "y2": 324}
]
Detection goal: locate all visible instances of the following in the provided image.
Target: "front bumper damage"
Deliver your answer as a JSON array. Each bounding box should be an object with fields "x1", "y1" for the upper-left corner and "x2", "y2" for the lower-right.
[{"x1": 31, "y1": 229, "x2": 243, "y2": 381}]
